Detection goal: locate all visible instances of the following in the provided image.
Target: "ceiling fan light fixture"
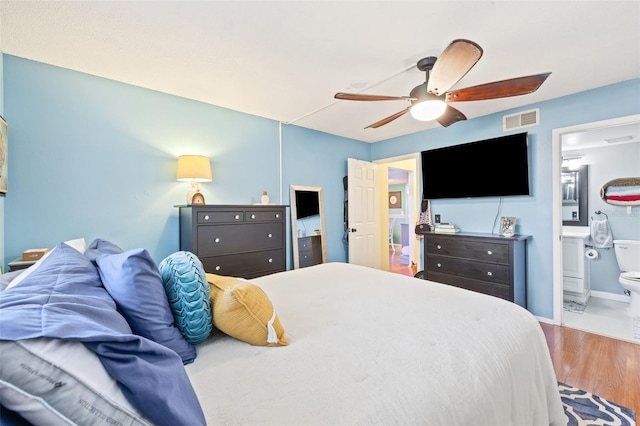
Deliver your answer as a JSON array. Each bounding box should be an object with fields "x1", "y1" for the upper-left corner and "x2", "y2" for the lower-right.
[{"x1": 410, "y1": 99, "x2": 447, "y2": 121}]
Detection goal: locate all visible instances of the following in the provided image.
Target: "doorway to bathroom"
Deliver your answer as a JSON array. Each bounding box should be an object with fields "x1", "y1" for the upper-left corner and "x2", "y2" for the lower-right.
[{"x1": 552, "y1": 114, "x2": 640, "y2": 343}]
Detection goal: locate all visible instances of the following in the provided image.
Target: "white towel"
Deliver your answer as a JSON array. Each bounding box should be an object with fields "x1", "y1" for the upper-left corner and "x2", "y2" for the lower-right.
[{"x1": 591, "y1": 219, "x2": 613, "y2": 249}]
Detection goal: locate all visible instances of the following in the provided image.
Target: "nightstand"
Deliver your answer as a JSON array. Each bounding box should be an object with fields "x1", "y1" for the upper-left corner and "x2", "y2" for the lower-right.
[{"x1": 8, "y1": 258, "x2": 37, "y2": 272}]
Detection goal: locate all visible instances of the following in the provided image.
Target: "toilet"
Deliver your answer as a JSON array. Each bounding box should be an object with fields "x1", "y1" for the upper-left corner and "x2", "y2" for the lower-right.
[{"x1": 613, "y1": 240, "x2": 640, "y2": 317}]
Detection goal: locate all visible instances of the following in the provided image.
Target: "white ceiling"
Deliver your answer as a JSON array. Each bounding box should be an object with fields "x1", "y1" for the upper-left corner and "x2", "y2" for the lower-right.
[{"x1": 1, "y1": 1, "x2": 639, "y2": 144}]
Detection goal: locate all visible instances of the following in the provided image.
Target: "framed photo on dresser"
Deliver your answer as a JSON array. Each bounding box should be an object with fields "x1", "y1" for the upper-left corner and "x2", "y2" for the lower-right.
[{"x1": 499, "y1": 216, "x2": 516, "y2": 236}]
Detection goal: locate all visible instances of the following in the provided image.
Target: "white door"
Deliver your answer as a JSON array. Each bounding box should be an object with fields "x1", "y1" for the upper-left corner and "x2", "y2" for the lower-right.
[{"x1": 347, "y1": 158, "x2": 381, "y2": 268}]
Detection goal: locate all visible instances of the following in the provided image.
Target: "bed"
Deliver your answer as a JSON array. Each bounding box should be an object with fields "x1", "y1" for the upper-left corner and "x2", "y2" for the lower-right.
[{"x1": 0, "y1": 239, "x2": 566, "y2": 426}]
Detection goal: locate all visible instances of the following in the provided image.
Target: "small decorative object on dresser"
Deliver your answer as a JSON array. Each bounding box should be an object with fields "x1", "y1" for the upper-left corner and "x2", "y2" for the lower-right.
[
  {"x1": 191, "y1": 192, "x2": 205, "y2": 205},
  {"x1": 499, "y1": 216, "x2": 516, "y2": 237},
  {"x1": 176, "y1": 204, "x2": 287, "y2": 279}
]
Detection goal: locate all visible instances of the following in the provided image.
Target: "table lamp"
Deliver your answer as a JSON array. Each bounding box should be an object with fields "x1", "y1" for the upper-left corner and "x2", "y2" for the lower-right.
[{"x1": 176, "y1": 155, "x2": 212, "y2": 204}]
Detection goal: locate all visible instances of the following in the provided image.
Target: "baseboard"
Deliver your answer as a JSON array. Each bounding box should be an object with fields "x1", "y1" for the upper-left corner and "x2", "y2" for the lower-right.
[{"x1": 590, "y1": 290, "x2": 630, "y2": 303}]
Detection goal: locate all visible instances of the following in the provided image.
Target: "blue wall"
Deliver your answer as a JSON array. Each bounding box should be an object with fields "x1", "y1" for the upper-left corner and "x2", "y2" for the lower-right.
[
  {"x1": 281, "y1": 124, "x2": 369, "y2": 263},
  {"x1": 2, "y1": 55, "x2": 367, "y2": 269},
  {"x1": 2, "y1": 52, "x2": 639, "y2": 320},
  {"x1": 371, "y1": 79, "x2": 640, "y2": 318}
]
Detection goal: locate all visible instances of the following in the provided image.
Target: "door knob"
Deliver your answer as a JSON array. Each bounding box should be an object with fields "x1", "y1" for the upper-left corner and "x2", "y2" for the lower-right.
[{"x1": 349, "y1": 228, "x2": 357, "y2": 232}]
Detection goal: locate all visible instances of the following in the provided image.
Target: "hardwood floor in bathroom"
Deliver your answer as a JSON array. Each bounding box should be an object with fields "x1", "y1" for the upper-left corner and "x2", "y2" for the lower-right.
[{"x1": 387, "y1": 251, "x2": 640, "y2": 414}]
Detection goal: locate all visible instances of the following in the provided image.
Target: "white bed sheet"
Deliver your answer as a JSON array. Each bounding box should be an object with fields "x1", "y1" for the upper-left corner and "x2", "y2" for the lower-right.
[{"x1": 186, "y1": 262, "x2": 565, "y2": 426}]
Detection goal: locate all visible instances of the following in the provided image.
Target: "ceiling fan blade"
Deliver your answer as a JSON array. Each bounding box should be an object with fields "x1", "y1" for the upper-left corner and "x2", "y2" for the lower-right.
[
  {"x1": 335, "y1": 92, "x2": 413, "y2": 101},
  {"x1": 427, "y1": 39, "x2": 483, "y2": 96},
  {"x1": 365, "y1": 108, "x2": 410, "y2": 129},
  {"x1": 446, "y1": 72, "x2": 551, "y2": 102},
  {"x1": 436, "y1": 105, "x2": 467, "y2": 127}
]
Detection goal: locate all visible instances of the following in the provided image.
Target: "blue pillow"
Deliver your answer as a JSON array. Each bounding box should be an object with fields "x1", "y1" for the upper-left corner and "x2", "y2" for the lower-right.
[
  {"x1": 96, "y1": 248, "x2": 196, "y2": 364},
  {"x1": 158, "y1": 252, "x2": 212, "y2": 344},
  {"x1": 84, "y1": 239, "x2": 124, "y2": 263}
]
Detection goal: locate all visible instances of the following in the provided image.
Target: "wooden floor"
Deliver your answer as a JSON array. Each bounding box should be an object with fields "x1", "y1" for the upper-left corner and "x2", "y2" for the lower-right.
[
  {"x1": 387, "y1": 252, "x2": 640, "y2": 414},
  {"x1": 541, "y1": 323, "x2": 640, "y2": 414},
  {"x1": 388, "y1": 246, "x2": 417, "y2": 276}
]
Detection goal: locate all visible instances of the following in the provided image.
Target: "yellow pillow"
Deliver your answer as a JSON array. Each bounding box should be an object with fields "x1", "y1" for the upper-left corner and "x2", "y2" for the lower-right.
[{"x1": 206, "y1": 273, "x2": 288, "y2": 346}]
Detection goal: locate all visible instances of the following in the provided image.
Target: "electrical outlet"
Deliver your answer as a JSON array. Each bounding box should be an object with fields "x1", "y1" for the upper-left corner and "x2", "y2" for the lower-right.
[{"x1": 435, "y1": 214, "x2": 441, "y2": 224}]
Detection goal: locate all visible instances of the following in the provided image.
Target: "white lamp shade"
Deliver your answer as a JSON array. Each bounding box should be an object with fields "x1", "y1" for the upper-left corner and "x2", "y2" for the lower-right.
[
  {"x1": 176, "y1": 155, "x2": 212, "y2": 182},
  {"x1": 410, "y1": 100, "x2": 447, "y2": 121}
]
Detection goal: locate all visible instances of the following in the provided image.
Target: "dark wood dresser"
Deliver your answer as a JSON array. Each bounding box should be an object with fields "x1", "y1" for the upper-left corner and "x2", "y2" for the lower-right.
[
  {"x1": 297, "y1": 235, "x2": 323, "y2": 268},
  {"x1": 420, "y1": 231, "x2": 530, "y2": 307},
  {"x1": 177, "y1": 205, "x2": 287, "y2": 279}
]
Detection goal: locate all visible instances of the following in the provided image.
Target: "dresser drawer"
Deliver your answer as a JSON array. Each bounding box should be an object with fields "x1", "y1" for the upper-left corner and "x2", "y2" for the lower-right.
[
  {"x1": 426, "y1": 255, "x2": 510, "y2": 284},
  {"x1": 200, "y1": 249, "x2": 284, "y2": 278},
  {"x1": 197, "y1": 223, "x2": 283, "y2": 257},
  {"x1": 198, "y1": 210, "x2": 244, "y2": 224},
  {"x1": 298, "y1": 248, "x2": 322, "y2": 267},
  {"x1": 245, "y1": 210, "x2": 284, "y2": 222},
  {"x1": 425, "y1": 237, "x2": 509, "y2": 265},
  {"x1": 426, "y1": 271, "x2": 511, "y2": 301}
]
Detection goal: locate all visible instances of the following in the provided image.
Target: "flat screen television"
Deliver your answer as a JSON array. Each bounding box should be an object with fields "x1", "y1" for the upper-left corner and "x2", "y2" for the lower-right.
[
  {"x1": 421, "y1": 132, "x2": 530, "y2": 199},
  {"x1": 295, "y1": 190, "x2": 320, "y2": 219}
]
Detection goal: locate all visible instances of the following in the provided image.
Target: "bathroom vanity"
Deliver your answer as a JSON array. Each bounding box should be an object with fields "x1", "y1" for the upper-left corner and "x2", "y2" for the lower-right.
[{"x1": 562, "y1": 228, "x2": 591, "y2": 304}]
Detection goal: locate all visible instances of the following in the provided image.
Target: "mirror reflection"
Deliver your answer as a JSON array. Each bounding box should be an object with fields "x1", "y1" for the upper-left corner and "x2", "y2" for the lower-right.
[
  {"x1": 290, "y1": 185, "x2": 327, "y2": 269},
  {"x1": 562, "y1": 165, "x2": 589, "y2": 226}
]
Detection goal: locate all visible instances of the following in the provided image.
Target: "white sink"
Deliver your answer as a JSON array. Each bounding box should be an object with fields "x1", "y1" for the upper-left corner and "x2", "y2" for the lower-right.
[{"x1": 562, "y1": 226, "x2": 590, "y2": 238}]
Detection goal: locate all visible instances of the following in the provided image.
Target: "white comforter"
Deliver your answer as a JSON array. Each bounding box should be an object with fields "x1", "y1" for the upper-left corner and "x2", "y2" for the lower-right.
[{"x1": 186, "y1": 262, "x2": 565, "y2": 426}]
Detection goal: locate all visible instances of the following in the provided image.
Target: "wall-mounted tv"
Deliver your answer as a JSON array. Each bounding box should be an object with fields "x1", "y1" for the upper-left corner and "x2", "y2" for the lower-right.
[
  {"x1": 295, "y1": 190, "x2": 320, "y2": 219},
  {"x1": 421, "y1": 132, "x2": 530, "y2": 200}
]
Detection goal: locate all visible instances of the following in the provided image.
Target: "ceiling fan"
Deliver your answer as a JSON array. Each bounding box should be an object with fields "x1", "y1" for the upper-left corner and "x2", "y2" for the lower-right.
[{"x1": 334, "y1": 39, "x2": 551, "y2": 129}]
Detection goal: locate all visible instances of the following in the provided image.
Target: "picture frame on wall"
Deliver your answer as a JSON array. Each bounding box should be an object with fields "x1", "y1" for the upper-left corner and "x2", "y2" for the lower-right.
[
  {"x1": 388, "y1": 191, "x2": 401, "y2": 208},
  {"x1": 499, "y1": 216, "x2": 516, "y2": 237},
  {"x1": 0, "y1": 115, "x2": 7, "y2": 195}
]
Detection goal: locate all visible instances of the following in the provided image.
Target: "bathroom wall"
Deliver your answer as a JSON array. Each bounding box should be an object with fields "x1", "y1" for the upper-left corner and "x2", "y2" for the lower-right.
[{"x1": 566, "y1": 141, "x2": 640, "y2": 295}]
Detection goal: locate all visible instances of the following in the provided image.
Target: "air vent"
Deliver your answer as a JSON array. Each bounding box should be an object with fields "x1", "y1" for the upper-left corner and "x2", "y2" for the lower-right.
[{"x1": 503, "y1": 108, "x2": 539, "y2": 131}]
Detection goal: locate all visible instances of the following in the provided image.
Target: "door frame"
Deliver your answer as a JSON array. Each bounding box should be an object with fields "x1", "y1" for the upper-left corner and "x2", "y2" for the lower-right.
[
  {"x1": 374, "y1": 152, "x2": 422, "y2": 271},
  {"x1": 551, "y1": 113, "x2": 640, "y2": 324}
]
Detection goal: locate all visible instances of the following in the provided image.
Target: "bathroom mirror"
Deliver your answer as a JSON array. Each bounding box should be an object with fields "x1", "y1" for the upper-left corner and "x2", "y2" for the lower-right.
[
  {"x1": 562, "y1": 165, "x2": 589, "y2": 226},
  {"x1": 290, "y1": 185, "x2": 327, "y2": 269}
]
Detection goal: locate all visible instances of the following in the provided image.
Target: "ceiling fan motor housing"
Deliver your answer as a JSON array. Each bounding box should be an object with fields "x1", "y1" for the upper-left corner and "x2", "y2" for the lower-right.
[{"x1": 409, "y1": 83, "x2": 443, "y2": 105}]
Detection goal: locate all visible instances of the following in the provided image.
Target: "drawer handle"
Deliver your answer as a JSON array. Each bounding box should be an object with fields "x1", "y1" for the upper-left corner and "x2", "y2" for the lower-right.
[
  {"x1": 268, "y1": 233, "x2": 273, "y2": 238},
  {"x1": 268, "y1": 258, "x2": 273, "y2": 263},
  {"x1": 275, "y1": 213, "x2": 280, "y2": 218},
  {"x1": 251, "y1": 214, "x2": 256, "y2": 219},
  {"x1": 487, "y1": 271, "x2": 493, "y2": 276},
  {"x1": 437, "y1": 263, "x2": 442, "y2": 268},
  {"x1": 214, "y1": 237, "x2": 220, "y2": 243},
  {"x1": 436, "y1": 245, "x2": 442, "y2": 250},
  {"x1": 234, "y1": 214, "x2": 241, "y2": 220},
  {"x1": 204, "y1": 215, "x2": 210, "y2": 221},
  {"x1": 487, "y1": 250, "x2": 493, "y2": 255},
  {"x1": 215, "y1": 266, "x2": 221, "y2": 271}
]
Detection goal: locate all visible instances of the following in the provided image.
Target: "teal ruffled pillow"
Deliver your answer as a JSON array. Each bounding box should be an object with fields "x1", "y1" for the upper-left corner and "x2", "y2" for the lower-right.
[{"x1": 159, "y1": 252, "x2": 212, "y2": 344}]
